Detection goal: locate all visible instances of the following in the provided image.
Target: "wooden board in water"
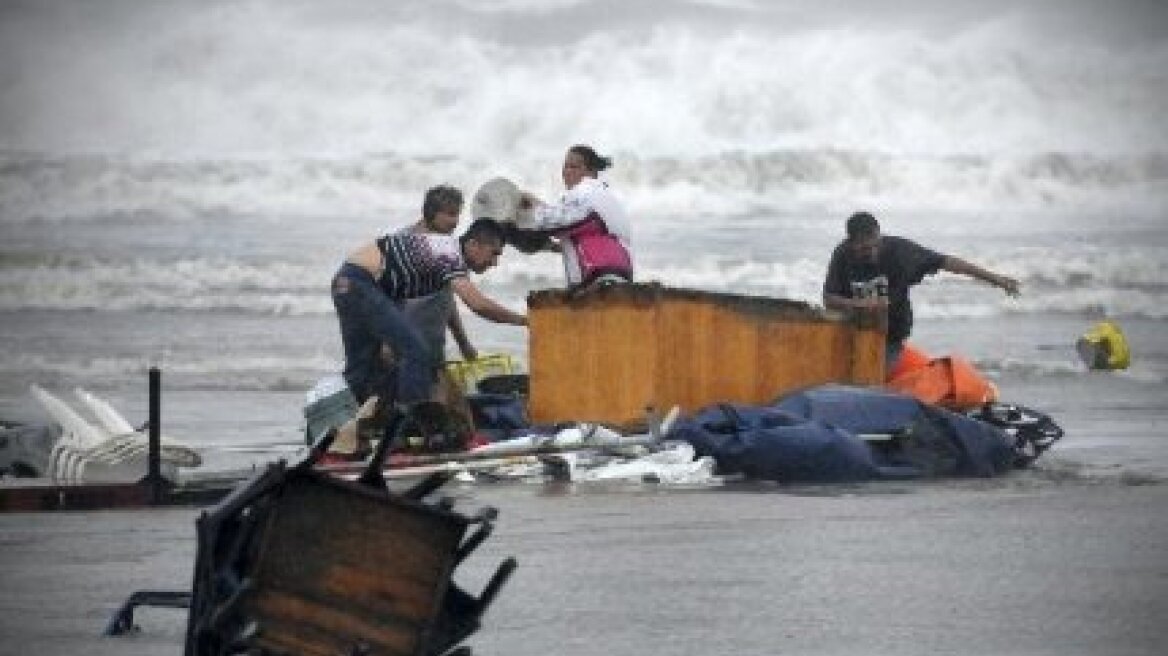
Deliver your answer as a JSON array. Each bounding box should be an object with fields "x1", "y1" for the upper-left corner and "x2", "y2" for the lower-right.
[
  {"x1": 528, "y1": 284, "x2": 884, "y2": 429},
  {"x1": 244, "y1": 473, "x2": 469, "y2": 656}
]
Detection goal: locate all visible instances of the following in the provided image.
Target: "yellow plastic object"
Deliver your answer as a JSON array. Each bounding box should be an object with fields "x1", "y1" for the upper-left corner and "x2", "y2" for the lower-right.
[
  {"x1": 1076, "y1": 320, "x2": 1131, "y2": 370},
  {"x1": 445, "y1": 353, "x2": 520, "y2": 392}
]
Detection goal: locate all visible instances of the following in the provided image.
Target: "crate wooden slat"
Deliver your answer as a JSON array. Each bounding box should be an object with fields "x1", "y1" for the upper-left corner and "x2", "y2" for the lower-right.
[
  {"x1": 244, "y1": 474, "x2": 469, "y2": 656},
  {"x1": 528, "y1": 284, "x2": 884, "y2": 429}
]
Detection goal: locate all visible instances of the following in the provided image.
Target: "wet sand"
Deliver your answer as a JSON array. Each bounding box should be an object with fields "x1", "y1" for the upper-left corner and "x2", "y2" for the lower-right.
[{"x1": 1, "y1": 472, "x2": 1165, "y2": 656}]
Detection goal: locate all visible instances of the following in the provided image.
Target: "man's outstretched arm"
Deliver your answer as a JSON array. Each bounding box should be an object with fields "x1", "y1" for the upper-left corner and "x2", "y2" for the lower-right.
[
  {"x1": 942, "y1": 256, "x2": 1021, "y2": 296},
  {"x1": 450, "y1": 278, "x2": 527, "y2": 326}
]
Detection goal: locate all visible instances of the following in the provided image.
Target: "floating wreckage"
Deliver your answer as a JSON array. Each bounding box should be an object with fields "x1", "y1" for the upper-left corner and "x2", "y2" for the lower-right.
[
  {"x1": 304, "y1": 283, "x2": 1059, "y2": 487},
  {"x1": 1076, "y1": 319, "x2": 1131, "y2": 371},
  {"x1": 105, "y1": 406, "x2": 516, "y2": 656},
  {"x1": 21, "y1": 384, "x2": 201, "y2": 483},
  {"x1": 2, "y1": 373, "x2": 228, "y2": 511},
  {"x1": 526, "y1": 284, "x2": 886, "y2": 429},
  {"x1": 8, "y1": 283, "x2": 1066, "y2": 654}
]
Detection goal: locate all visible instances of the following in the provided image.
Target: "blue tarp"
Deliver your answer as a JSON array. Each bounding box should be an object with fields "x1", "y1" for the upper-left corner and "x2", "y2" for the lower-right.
[
  {"x1": 466, "y1": 392, "x2": 531, "y2": 441},
  {"x1": 669, "y1": 385, "x2": 1016, "y2": 483}
]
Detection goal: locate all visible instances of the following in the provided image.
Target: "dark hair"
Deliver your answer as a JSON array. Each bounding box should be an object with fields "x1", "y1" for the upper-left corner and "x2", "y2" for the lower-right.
[
  {"x1": 846, "y1": 211, "x2": 880, "y2": 241},
  {"x1": 569, "y1": 144, "x2": 612, "y2": 173},
  {"x1": 422, "y1": 185, "x2": 463, "y2": 222},
  {"x1": 460, "y1": 217, "x2": 506, "y2": 247},
  {"x1": 501, "y1": 223, "x2": 556, "y2": 254}
]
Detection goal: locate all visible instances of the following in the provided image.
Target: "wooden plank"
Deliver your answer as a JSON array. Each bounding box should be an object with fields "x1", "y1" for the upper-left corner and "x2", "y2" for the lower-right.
[
  {"x1": 529, "y1": 286, "x2": 658, "y2": 427},
  {"x1": 0, "y1": 478, "x2": 237, "y2": 513},
  {"x1": 529, "y1": 284, "x2": 885, "y2": 427},
  {"x1": 249, "y1": 588, "x2": 420, "y2": 656},
  {"x1": 0, "y1": 482, "x2": 151, "y2": 512},
  {"x1": 244, "y1": 474, "x2": 467, "y2": 656}
]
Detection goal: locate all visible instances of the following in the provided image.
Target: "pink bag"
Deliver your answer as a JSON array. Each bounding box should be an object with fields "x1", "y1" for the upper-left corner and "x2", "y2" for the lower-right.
[{"x1": 564, "y1": 214, "x2": 632, "y2": 285}]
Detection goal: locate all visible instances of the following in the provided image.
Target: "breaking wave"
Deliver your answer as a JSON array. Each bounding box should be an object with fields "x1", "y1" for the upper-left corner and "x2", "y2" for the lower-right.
[
  {"x1": 2, "y1": 149, "x2": 1166, "y2": 223},
  {"x1": 3, "y1": 248, "x2": 1165, "y2": 320},
  {"x1": 0, "y1": 254, "x2": 334, "y2": 315},
  {"x1": 3, "y1": 2, "x2": 1165, "y2": 159},
  {"x1": 2, "y1": 0, "x2": 1166, "y2": 221},
  {"x1": 1, "y1": 351, "x2": 339, "y2": 393}
]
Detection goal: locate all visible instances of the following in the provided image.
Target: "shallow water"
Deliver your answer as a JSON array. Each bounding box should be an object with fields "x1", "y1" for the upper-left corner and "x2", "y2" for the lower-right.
[
  {"x1": 1, "y1": 3, "x2": 1166, "y2": 650},
  {"x1": 0, "y1": 476, "x2": 1165, "y2": 656}
]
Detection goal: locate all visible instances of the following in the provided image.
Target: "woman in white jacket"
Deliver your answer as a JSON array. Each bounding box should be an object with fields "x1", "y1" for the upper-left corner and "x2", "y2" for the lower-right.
[{"x1": 520, "y1": 144, "x2": 634, "y2": 292}]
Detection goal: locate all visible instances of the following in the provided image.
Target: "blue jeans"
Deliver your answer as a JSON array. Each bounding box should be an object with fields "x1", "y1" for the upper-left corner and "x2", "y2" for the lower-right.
[
  {"x1": 331, "y1": 263, "x2": 434, "y2": 404},
  {"x1": 403, "y1": 287, "x2": 456, "y2": 368}
]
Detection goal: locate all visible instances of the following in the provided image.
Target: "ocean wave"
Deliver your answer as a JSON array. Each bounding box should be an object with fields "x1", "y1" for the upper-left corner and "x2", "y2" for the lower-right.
[
  {"x1": 972, "y1": 356, "x2": 1089, "y2": 380},
  {"x1": 2, "y1": 149, "x2": 1165, "y2": 225},
  {"x1": 1, "y1": 351, "x2": 338, "y2": 392},
  {"x1": 0, "y1": 255, "x2": 334, "y2": 315},
  {"x1": 1005, "y1": 246, "x2": 1168, "y2": 290},
  {"x1": 3, "y1": 250, "x2": 1166, "y2": 320},
  {"x1": 2, "y1": 2, "x2": 1166, "y2": 167},
  {"x1": 0, "y1": 152, "x2": 439, "y2": 223},
  {"x1": 972, "y1": 355, "x2": 1168, "y2": 386}
]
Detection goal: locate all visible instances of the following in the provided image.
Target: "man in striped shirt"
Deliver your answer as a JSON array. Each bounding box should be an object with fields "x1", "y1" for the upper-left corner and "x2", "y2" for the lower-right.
[
  {"x1": 401, "y1": 195, "x2": 479, "y2": 368},
  {"x1": 331, "y1": 187, "x2": 526, "y2": 413}
]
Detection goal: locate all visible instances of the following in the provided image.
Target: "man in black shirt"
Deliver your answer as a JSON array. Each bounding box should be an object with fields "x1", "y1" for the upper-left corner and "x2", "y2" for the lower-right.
[{"x1": 823, "y1": 212, "x2": 1020, "y2": 370}]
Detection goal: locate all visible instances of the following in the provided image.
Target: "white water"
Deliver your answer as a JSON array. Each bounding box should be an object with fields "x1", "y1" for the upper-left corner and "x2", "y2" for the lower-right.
[
  {"x1": 1, "y1": 0, "x2": 1166, "y2": 476},
  {"x1": 2, "y1": 1, "x2": 1166, "y2": 158}
]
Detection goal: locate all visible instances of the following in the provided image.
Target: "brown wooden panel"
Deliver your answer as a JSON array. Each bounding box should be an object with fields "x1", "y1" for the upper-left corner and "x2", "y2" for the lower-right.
[
  {"x1": 251, "y1": 588, "x2": 420, "y2": 656},
  {"x1": 244, "y1": 475, "x2": 467, "y2": 656},
  {"x1": 529, "y1": 288, "x2": 657, "y2": 426},
  {"x1": 696, "y1": 302, "x2": 760, "y2": 407},
  {"x1": 654, "y1": 296, "x2": 709, "y2": 414},
  {"x1": 0, "y1": 483, "x2": 150, "y2": 512},
  {"x1": 528, "y1": 284, "x2": 884, "y2": 427},
  {"x1": 850, "y1": 325, "x2": 887, "y2": 384}
]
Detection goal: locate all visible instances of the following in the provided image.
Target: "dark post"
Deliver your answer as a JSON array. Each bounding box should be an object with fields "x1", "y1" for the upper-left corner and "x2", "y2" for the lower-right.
[{"x1": 145, "y1": 366, "x2": 164, "y2": 503}]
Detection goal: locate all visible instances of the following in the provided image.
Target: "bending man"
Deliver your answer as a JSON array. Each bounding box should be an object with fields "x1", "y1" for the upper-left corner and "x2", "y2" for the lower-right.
[
  {"x1": 822, "y1": 211, "x2": 1020, "y2": 370},
  {"x1": 332, "y1": 187, "x2": 525, "y2": 411},
  {"x1": 401, "y1": 186, "x2": 479, "y2": 366}
]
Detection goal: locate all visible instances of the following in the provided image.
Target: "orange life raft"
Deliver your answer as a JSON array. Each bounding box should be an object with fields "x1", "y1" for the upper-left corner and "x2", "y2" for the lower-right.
[{"x1": 885, "y1": 343, "x2": 998, "y2": 411}]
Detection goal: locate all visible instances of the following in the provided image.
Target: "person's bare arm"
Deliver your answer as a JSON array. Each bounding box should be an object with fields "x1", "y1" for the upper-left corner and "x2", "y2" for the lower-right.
[
  {"x1": 823, "y1": 292, "x2": 887, "y2": 312},
  {"x1": 446, "y1": 306, "x2": 478, "y2": 360},
  {"x1": 450, "y1": 278, "x2": 527, "y2": 326},
  {"x1": 943, "y1": 256, "x2": 1021, "y2": 296}
]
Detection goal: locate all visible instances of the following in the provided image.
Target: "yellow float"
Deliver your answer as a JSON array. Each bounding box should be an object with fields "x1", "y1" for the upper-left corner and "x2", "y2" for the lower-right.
[{"x1": 1076, "y1": 320, "x2": 1131, "y2": 370}]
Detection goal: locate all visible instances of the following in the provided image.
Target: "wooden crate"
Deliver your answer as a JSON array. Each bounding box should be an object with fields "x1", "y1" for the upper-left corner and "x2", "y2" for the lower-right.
[
  {"x1": 528, "y1": 284, "x2": 884, "y2": 429},
  {"x1": 243, "y1": 473, "x2": 469, "y2": 656}
]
